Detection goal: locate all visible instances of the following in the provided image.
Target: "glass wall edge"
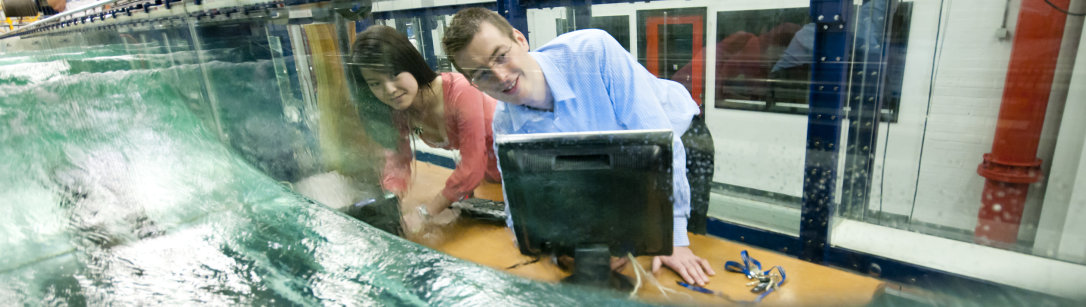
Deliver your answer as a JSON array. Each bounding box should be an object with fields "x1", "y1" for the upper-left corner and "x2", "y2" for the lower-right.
[{"x1": 830, "y1": 219, "x2": 1086, "y2": 300}]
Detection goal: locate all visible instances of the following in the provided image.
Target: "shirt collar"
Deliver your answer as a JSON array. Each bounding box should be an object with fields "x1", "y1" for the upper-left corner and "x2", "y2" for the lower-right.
[
  {"x1": 531, "y1": 52, "x2": 576, "y2": 103},
  {"x1": 506, "y1": 52, "x2": 576, "y2": 132}
]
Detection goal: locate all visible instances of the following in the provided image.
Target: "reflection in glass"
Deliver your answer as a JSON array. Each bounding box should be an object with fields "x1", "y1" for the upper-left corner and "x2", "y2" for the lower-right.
[
  {"x1": 637, "y1": 7, "x2": 707, "y2": 106},
  {"x1": 591, "y1": 15, "x2": 630, "y2": 52}
]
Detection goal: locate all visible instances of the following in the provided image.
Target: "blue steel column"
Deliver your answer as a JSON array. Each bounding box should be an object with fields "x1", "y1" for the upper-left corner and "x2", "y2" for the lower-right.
[
  {"x1": 497, "y1": 0, "x2": 529, "y2": 41},
  {"x1": 800, "y1": 0, "x2": 852, "y2": 263}
]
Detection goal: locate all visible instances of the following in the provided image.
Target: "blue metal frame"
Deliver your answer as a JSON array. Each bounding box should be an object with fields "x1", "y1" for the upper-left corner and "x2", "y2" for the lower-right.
[
  {"x1": 800, "y1": 0, "x2": 852, "y2": 263},
  {"x1": 497, "y1": 0, "x2": 530, "y2": 40}
]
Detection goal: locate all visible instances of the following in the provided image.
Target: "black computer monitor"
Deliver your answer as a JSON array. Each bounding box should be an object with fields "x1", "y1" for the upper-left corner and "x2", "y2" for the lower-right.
[{"x1": 496, "y1": 129, "x2": 674, "y2": 289}]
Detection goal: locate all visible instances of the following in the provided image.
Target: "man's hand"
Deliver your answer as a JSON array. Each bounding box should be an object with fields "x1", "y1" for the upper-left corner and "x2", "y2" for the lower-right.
[{"x1": 653, "y1": 246, "x2": 716, "y2": 286}]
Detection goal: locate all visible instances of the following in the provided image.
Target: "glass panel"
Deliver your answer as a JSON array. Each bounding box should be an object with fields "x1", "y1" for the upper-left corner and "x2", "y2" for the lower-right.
[
  {"x1": 831, "y1": 0, "x2": 1086, "y2": 303},
  {"x1": 704, "y1": 6, "x2": 810, "y2": 237},
  {"x1": 715, "y1": 8, "x2": 809, "y2": 113},
  {"x1": 704, "y1": 2, "x2": 914, "y2": 240}
]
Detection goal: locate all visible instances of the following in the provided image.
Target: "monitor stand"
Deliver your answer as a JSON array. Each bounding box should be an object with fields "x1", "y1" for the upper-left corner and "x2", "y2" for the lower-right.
[{"x1": 561, "y1": 244, "x2": 633, "y2": 292}]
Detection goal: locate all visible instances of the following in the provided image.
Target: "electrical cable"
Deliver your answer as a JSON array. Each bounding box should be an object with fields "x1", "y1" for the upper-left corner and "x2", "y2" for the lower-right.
[
  {"x1": 626, "y1": 255, "x2": 689, "y2": 300},
  {"x1": 1045, "y1": 0, "x2": 1086, "y2": 16},
  {"x1": 627, "y1": 253, "x2": 642, "y2": 299}
]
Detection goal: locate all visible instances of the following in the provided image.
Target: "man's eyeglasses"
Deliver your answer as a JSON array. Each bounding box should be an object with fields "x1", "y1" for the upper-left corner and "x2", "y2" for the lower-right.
[{"x1": 467, "y1": 45, "x2": 512, "y2": 86}]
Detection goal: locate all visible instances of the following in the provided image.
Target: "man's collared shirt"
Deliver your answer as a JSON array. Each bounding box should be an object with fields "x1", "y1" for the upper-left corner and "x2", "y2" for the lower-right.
[{"x1": 493, "y1": 29, "x2": 700, "y2": 246}]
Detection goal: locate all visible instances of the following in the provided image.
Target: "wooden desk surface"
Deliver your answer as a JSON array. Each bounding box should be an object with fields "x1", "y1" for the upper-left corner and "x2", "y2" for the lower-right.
[{"x1": 400, "y1": 162, "x2": 884, "y2": 306}]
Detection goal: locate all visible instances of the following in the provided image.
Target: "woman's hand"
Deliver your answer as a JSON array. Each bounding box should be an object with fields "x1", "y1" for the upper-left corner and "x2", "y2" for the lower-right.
[
  {"x1": 404, "y1": 194, "x2": 458, "y2": 235},
  {"x1": 423, "y1": 194, "x2": 454, "y2": 218}
]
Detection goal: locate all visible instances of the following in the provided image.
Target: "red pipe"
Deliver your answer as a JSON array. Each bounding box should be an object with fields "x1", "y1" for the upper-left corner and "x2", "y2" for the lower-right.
[{"x1": 975, "y1": 0, "x2": 1070, "y2": 246}]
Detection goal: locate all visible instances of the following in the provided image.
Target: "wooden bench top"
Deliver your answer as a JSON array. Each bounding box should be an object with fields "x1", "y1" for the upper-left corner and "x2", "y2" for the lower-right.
[{"x1": 400, "y1": 162, "x2": 884, "y2": 306}]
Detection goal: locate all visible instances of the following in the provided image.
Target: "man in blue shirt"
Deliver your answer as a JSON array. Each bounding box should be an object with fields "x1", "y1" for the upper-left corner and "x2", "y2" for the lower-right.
[{"x1": 443, "y1": 7, "x2": 715, "y2": 286}]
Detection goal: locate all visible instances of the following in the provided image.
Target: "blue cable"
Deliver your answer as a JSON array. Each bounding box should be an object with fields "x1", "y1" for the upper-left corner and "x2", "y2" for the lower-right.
[{"x1": 722, "y1": 250, "x2": 787, "y2": 303}]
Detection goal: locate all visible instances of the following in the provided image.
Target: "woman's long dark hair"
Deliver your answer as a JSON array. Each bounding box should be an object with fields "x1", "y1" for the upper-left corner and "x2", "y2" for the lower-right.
[{"x1": 348, "y1": 25, "x2": 439, "y2": 149}]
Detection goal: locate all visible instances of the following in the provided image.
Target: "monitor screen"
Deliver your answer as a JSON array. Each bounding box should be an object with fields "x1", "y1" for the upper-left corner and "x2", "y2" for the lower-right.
[{"x1": 496, "y1": 129, "x2": 674, "y2": 258}]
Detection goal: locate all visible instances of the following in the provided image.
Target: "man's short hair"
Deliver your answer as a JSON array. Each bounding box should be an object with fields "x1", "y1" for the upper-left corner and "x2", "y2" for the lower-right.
[{"x1": 442, "y1": 7, "x2": 517, "y2": 68}]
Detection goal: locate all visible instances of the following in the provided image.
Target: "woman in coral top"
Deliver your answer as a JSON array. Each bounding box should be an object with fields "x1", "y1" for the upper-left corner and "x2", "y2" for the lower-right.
[{"x1": 348, "y1": 25, "x2": 499, "y2": 229}]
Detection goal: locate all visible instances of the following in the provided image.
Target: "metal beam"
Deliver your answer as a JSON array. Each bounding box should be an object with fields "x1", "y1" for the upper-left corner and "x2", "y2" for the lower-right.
[{"x1": 800, "y1": 0, "x2": 852, "y2": 263}]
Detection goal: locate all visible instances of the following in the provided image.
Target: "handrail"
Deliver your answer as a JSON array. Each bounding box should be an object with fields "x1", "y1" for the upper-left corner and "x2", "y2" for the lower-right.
[
  {"x1": 0, "y1": 0, "x2": 119, "y2": 38},
  {"x1": 0, "y1": 0, "x2": 373, "y2": 40},
  {"x1": 0, "y1": 0, "x2": 291, "y2": 39}
]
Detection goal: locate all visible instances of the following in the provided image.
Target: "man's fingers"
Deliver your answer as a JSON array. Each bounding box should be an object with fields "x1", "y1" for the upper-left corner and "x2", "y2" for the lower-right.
[
  {"x1": 699, "y1": 258, "x2": 716, "y2": 275},
  {"x1": 677, "y1": 265, "x2": 695, "y2": 286},
  {"x1": 652, "y1": 256, "x2": 662, "y2": 273},
  {"x1": 686, "y1": 260, "x2": 708, "y2": 285}
]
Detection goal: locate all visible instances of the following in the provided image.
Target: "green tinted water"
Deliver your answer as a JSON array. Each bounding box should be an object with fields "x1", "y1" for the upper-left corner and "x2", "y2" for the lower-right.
[{"x1": 0, "y1": 25, "x2": 639, "y2": 306}]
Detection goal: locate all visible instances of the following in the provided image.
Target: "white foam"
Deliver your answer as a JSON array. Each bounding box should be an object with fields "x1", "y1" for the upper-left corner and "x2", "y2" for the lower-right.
[{"x1": 0, "y1": 60, "x2": 70, "y2": 84}]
